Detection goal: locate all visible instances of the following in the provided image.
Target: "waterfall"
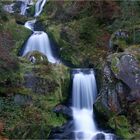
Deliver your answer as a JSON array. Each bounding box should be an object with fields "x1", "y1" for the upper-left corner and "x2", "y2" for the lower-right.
[
  {"x1": 22, "y1": 31, "x2": 58, "y2": 63},
  {"x1": 72, "y1": 69, "x2": 114, "y2": 140},
  {"x1": 34, "y1": 0, "x2": 47, "y2": 17},
  {"x1": 19, "y1": 0, "x2": 47, "y2": 16},
  {"x1": 72, "y1": 69, "x2": 97, "y2": 110},
  {"x1": 24, "y1": 0, "x2": 47, "y2": 31},
  {"x1": 21, "y1": 0, "x2": 58, "y2": 64}
]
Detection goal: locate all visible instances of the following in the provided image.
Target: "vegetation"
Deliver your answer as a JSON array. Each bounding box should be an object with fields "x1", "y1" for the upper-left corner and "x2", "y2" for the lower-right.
[{"x1": 0, "y1": 0, "x2": 140, "y2": 139}]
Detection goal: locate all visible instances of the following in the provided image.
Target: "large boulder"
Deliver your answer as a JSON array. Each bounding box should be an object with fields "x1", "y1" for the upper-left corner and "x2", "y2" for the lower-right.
[
  {"x1": 94, "y1": 46, "x2": 140, "y2": 138},
  {"x1": 109, "y1": 53, "x2": 140, "y2": 101}
]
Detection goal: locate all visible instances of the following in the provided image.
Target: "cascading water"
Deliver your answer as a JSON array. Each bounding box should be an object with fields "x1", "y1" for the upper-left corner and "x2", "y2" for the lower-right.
[
  {"x1": 34, "y1": 0, "x2": 47, "y2": 17},
  {"x1": 72, "y1": 69, "x2": 115, "y2": 140},
  {"x1": 21, "y1": 0, "x2": 58, "y2": 64},
  {"x1": 20, "y1": 0, "x2": 28, "y2": 15},
  {"x1": 22, "y1": 31, "x2": 58, "y2": 63},
  {"x1": 24, "y1": 0, "x2": 46, "y2": 31}
]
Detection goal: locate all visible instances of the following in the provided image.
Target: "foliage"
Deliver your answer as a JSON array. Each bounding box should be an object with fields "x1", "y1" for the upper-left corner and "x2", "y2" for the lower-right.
[
  {"x1": 0, "y1": 92, "x2": 66, "y2": 139},
  {"x1": 0, "y1": 0, "x2": 140, "y2": 139},
  {"x1": 108, "y1": 115, "x2": 132, "y2": 138}
]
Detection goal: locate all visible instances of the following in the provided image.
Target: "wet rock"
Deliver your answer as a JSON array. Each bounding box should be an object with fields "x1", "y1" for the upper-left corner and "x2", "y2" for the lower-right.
[
  {"x1": 94, "y1": 133, "x2": 105, "y2": 140},
  {"x1": 76, "y1": 132, "x2": 84, "y2": 139},
  {"x1": 14, "y1": 94, "x2": 32, "y2": 106},
  {"x1": 34, "y1": 21, "x2": 46, "y2": 31}
]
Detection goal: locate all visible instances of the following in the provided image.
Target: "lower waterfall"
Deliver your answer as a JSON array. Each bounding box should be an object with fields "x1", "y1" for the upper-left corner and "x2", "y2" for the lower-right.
[{"x1": 72, "y1": 69, "x2": 114, "y2": 140}]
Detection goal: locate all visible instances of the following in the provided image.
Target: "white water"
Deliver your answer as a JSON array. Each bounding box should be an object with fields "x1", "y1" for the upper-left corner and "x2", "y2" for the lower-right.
[
  {"x1": 72, "y1": 69, "x2": 114, "y2": 140},
  {"x1": 22, "y1": 31, "x2": 58, "y2": 63},
  {"x1": 34, "y1": 0, "x2": 47, "y2": 17},
  {"x1": 24, "y1": 19, "x2": 36, "y2": 31}
]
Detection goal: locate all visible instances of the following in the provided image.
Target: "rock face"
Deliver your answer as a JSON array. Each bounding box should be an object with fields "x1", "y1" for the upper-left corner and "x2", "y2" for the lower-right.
[
  {"x1": 95, "y1": 47, "x2": 140, "y2": 138},
  {"x1": 109, "y1": 54, "x2": 140, "y2": 101},
  {"x1": 109, "y1": 52, "x2": 140, "y2": 101}
]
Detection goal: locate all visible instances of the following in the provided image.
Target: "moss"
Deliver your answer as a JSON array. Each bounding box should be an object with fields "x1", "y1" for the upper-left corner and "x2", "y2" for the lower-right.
[
  {"x1": 108, "y1": 115, "x2": 132, "y2": 139},
  {"x1": 111, "y1": 56, "x2": 120, "y2": 74},
  {"x1": 125, "y1": 45, "x2": 140, "y2": 64}
]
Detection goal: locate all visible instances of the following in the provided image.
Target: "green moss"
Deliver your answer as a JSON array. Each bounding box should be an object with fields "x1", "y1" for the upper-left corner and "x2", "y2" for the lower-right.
[
  {"x1": 116, "y1": 39, "x2": 128, "y2": 50},
  {"x1": 108, "y1": 115, "x2": 132, "y2": 138},
  {"x1": 111, "y1": 56, "x2": 120, "y2": 74}
]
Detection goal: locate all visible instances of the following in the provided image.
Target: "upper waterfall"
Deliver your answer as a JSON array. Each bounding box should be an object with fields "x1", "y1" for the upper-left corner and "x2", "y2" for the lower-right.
[{"x1": 22, "y1": 31, "x2": 58, "y2": 64}]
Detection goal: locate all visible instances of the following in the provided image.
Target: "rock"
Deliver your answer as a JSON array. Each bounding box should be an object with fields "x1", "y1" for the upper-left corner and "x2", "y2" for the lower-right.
[
  {"x1": 96, "y1": 51, "x2": 140, "y2": 115},
  {"x1": 14, "y1": 94, "x2": 32, "y2": 106},
  {"x1": 94, "y1": 133, "x2": 105, "y2": 140},
  {"x1": 34, "y1": 21, "x2": 46, "y2": 31},
  {"x1": 53, "y1": 104, "x2": 73, "y2": 118},
  {"x1": 108, "y1": 53, "x2": 140, "y2": 100},
  {"x1": 95, "y1": 47, "x2": 140, "y2": 138}
]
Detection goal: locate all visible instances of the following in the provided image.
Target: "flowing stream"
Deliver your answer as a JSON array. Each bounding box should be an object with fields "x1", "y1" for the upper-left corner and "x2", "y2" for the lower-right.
[
  {"x1": 21, "y1": 0, "x2": 58, "y2": 64},
  {"x1": 72, "y1": 69, "x2": 114, "y2": 140}
]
